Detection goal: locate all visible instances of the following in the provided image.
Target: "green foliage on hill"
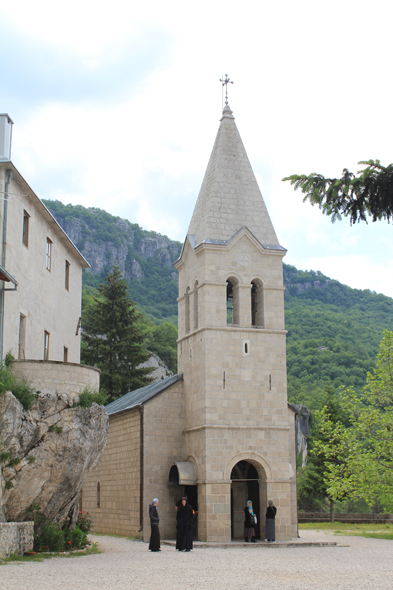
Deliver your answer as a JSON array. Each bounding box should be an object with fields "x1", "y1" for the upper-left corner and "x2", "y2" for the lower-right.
[
  {"x1": 283, "y1": 264, "x2": 393, "y2": 409},
  {"x1": 47, "y1": 200, "x2": 393, "y2": 410}
]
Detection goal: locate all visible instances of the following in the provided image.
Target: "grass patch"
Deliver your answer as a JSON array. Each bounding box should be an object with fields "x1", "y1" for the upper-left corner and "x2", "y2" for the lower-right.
[
  {"x1": 299, "y1": 521, "x2": 393, "y2": 539},
  {"x1": 0, "y1": 542, "x2": 100, "y2": 566}
]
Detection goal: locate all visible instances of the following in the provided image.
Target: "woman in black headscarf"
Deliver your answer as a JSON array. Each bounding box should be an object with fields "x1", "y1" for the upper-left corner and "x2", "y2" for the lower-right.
[
  {"x1": 149, "y1": 498, "x2": 161, "y2": 551},
  {"x1": 176, "y1": 498, "x2": 193, "y2": 551}
]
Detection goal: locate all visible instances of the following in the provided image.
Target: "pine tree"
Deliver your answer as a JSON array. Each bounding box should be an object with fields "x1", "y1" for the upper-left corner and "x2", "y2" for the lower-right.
[{"x1": 81, "y1": 263, "x2": 153, "y2": 402}]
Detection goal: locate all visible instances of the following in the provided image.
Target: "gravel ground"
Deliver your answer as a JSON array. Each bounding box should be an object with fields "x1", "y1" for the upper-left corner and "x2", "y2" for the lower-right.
[{"x1": 0, "y1": 530, "x2": 391, "y2": 590}]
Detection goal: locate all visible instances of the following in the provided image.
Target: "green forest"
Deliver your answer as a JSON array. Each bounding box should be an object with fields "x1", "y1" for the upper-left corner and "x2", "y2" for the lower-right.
[{"x1": 44, "y1": 200, "x2": 393, "y2": 412}]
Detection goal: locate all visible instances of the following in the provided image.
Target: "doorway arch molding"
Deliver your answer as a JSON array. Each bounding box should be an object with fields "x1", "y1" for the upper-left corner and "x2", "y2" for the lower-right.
[{"x1": 224, "y1": 452, "x2": 273, "y2": 482}]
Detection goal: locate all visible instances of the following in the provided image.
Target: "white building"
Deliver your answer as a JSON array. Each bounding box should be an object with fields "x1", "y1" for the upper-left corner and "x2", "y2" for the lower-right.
[{"x1": 0, "y1": 114, "x2": 90, "y2": 365}]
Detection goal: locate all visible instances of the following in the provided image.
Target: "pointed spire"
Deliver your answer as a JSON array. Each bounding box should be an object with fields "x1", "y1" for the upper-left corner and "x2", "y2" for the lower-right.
[{"x1": 187, "y1": 106, "x2": 279, "y2": 246}]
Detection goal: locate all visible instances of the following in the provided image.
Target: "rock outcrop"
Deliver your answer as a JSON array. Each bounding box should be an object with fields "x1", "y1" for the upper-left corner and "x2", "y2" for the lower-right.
[
  {"x1": 140, "y1": 354, "x2": 173, "y2": 383},
  {"x1": 0, "y1": 391, "x2": 108, "y2": 526},
  {"x1": 291, "y1": 404, "x2": 311, "y2": 467}
]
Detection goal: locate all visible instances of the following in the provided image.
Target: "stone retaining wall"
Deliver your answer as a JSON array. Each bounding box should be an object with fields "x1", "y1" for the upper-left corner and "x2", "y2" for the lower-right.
[
  {"x1": 11, "y1": 359, "x2": 100, "y2": 400},
  {"x1": 299, "y1": 512, "x2": 393, "y2": 524},
  {"x1": 0, "y1": 522, "x2": 34, "y2": 558}
]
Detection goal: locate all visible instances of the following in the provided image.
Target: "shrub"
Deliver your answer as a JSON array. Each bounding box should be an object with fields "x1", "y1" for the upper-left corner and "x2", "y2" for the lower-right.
[
  {"x1": 26, "y1": 504, "x2": 89, "y2": 552},
  {"x1": 74, "y1": 387, "x2": 109, "y2": 408},
  {"x1": 35, "y1": 520, "x2": 65, "y2": 552},
  {"x1": 76, "y1": 511, "x2": 93, "y2": 533},
  {"x1": 0, "y1": 356, "x2": 36, "y2": 409},
  {"x1": 64, "y1": 525, "x2": 88, "y2": 549}
]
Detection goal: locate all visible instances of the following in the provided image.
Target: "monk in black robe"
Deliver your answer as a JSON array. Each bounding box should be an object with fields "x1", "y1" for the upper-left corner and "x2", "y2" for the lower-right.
[
  {"x1": 149, "y1": 498, "x2": 160, "y2": 551},
  {"x1": 176, "y1": 498, "x2": 193, "y2": 551}
]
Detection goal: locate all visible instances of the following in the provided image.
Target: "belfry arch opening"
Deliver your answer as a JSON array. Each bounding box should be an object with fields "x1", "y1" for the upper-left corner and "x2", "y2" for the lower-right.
[
  {"x1": 230, "y1": 460, "x2": 267, "y2": 540},
  {"x1": 251, "y1": 279, "x2": 264, "y2": 327},
  {"x1": 227, "y1": 278, "x2": 239, "y2": 325}
]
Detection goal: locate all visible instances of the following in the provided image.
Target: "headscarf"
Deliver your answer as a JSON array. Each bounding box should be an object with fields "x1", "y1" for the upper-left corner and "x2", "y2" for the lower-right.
[
  {"x1": 268, "y1": 500, "x2": 274, "y2": 507},
  {"x1": 247, "y1": 500, "x2": 254, "y2": 515},
  {"x1": 152, "y1": 498, "x2": 159, "y2": 505}
]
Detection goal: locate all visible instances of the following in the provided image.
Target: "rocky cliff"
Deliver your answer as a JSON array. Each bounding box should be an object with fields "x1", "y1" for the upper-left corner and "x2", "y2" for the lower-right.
[
  {"x1": 44, "y1": 200, "x2": 181, "y2": 322},
  {"x1": 0, "y1": 391, "x2": 108, "y2": 526}
]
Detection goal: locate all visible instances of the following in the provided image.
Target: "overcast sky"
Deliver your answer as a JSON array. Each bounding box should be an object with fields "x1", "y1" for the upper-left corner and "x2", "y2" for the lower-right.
[{"x1": 1, "y1": 0, "x2": 392, "y2": 297}]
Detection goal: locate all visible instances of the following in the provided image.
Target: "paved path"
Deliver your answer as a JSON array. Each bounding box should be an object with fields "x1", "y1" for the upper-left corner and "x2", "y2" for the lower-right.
[{"x1": 0, "y1": 530, "x2": 391, "y2": 590}]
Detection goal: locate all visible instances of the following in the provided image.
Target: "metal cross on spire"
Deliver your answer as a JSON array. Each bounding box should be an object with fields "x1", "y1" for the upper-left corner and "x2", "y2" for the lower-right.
[{"x1": 220, "y1": 74, "x2": 234, "y2": 107}]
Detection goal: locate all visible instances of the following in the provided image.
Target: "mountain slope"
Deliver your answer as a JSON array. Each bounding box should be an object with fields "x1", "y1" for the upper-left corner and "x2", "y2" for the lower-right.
[{"x1": 44, "y1": 200, "x2": 393, "y2": 409}]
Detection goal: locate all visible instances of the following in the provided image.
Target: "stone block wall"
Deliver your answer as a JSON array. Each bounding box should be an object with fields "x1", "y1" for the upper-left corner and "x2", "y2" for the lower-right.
[
  {"x1": 82, "y1": 409, "x2": 140, "y2": 537},
  {"x1": 0, "y1": 522, "x2": 34, "y2": 558},
  {"x1": 11, "y1": 359, "x2": 100, "y2": 400},
  {"x1": 143, "y1": 382, "x2": 184, "y2": 542}
]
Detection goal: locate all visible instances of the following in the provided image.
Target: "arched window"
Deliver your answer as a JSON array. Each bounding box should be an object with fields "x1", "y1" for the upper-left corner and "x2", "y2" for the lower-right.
[
  {"x1": 251, "y1": 280, "x2": 264, "y2": 327},
  {"x1": 185, "y1": 287, "x2": 190, "y2": 334},
  {"x1": 193, "y1": 281, "x2": 199, "y2": 330},
  {"x1": 97, "y1": 482, "x2": 101, "y2": 508},
  {"x1": 227, "y1": 278, "x2": 239, "y2": 325}
]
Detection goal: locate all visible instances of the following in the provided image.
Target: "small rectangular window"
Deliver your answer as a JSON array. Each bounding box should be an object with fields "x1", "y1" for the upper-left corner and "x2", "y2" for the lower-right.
[
  {"x1": 46, "y1": 238, "x2": 52, "y2": 271},
  {"x1": 44, "y1": 331, "x2": 50, "y2": 360},
  {"x1": 65, "y1": 260, "x2": 70, "y2": 290},
  {"x1": 63, "y1": 346, "x2": 68, "y2": 362},
  {"x1": 22, "y1": 211, "x2": 30, "y2": 247}
]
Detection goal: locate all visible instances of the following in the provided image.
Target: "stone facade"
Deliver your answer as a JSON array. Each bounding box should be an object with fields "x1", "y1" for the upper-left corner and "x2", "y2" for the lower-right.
[
  {"x1": 11, "y1": 359, "x2": 100, "y2": 399},
  {"x1": 82, "y1": 381, "x2": 183, "y2": 540},
  {"x1": 82, "y1": 103, "x2": 297, "y2": 543},
  {"x1": 0, "y1": 161, "x2": 89, "y2": 364}
]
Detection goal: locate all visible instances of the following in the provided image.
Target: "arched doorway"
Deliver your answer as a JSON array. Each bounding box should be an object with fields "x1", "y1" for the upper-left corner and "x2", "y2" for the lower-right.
[{"x1": 230, "y1": 460, "x2": 266, "y2": 540}]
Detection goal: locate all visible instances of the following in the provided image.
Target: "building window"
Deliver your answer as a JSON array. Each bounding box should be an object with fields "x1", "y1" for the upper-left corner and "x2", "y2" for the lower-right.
[
  {"x1": 226, "y1": 278, "x2": 239, "y2": 325},
  {"x1": 22, "y1": 210, "x2": 30, "y2": 247},
  {"x1": 65, "y1": 260, "x2": 70, "y2": 290},
  {"x1": 18, "y1": 314, "x2": 26, "y2": 359},
  {"x1": 46, "y1": 238, "x2": 52, "y2": 271},
  {"x1": 63, "y1": 346, "x2": 68, "y2": 362},
  {"x1": 97, "y1": 482, "x2": 101, "y2": 508},
  {"x1": 251, "y1": 279, "x2": 264, "y2": 327},
  {"x1": 44, "y1": 331, "x2": 50, "y2": 360}
]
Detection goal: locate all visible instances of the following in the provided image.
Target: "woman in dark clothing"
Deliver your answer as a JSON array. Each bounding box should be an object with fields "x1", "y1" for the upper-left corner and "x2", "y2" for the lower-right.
[
  {"x1": 265, "y1": 500, "x2": 277, "y2": 542},
  {"x1": 244, "y1": 500, "x2": 256, "y2": 542},
  {"x1": 176, "y1": 498, "x2": 193, "y2": 551},
  {"x1": 149, "y1": 498, "x2": 161, "y2": 551}
]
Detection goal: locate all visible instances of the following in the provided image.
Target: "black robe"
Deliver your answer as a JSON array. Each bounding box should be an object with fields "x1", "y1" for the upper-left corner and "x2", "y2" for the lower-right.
[
  {"x1": 149, "y1": 504, "x2": 160, "y2": 551},
  {"x1": 176, "y1": 503, "x2": 193, "y2": 551}
]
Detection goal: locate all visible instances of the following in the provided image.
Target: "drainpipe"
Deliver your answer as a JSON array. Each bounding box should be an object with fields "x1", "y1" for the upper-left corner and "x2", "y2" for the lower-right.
[
  {"x1": 0, "y1": 169, "x2": 13, "y2": 361},
  {"x1": 138, "y1": 404, "x2": 144, "y2": 534}
]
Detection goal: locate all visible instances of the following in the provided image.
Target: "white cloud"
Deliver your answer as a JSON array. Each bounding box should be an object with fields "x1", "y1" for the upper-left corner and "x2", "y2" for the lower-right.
[{"x1": 2, "y1": 0, "x2": 393, "y2": 297}]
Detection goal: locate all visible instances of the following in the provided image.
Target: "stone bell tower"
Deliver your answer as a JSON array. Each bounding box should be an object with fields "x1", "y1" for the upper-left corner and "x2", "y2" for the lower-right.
[{"x1": 174, "y1": 103, "x2": 297, "y2": 542}]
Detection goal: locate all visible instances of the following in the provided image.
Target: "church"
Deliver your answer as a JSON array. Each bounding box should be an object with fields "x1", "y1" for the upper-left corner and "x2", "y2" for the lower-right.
[{"x1": 82, "y1": 101, "x2": 298, "y2": 543}]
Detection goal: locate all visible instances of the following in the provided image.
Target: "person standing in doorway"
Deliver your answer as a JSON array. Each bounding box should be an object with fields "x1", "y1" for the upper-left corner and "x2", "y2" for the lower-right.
[
  {"x1": 265, "y1": 500, "x2": 277, "y2": 542},
  {"x1": 149, "y1": 498, "x2": 161, "y2": 551},
  {"x1": 244, "y1": 500, "x2": 256, "y2": 543},
  {"x1": 176, "y1": 498, "x2": 193, "y2": 551}
]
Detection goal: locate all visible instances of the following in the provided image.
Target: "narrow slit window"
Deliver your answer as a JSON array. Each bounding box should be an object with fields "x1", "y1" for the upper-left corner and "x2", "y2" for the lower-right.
[
  {"x1": 223, "y1": 371, "x2": 226, "y2": 390},
  {"x1": 46, "y1": 238, "x2": 52, "y2": 271},
  {"x1": 63, "y1": 346, "x2": 68, "y2": 362},
  {"x1": 65, "y1": 260, "x2": 70, "y2": 290},
  {"x1": 227, "y1": 281, "x2": 233, "y2": 324},
  {"x1": 97, "y1": 482, "x2": 101, "y2": 508},
  {"x1": 193, "y1": 281, "x2": 199, "y2": 330},
  {"x1": 245, "y1": 342, "x2": 248, "y2": 354},
  {"x1": 44, "y1": 331, "x2": 50, "y2": 360},
  {"x1": 269, "y1": 374, "x2": 272, "y2": 391},
  {"x1": 22, "y1": 210, "x2": 30, "y2": 247}
]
